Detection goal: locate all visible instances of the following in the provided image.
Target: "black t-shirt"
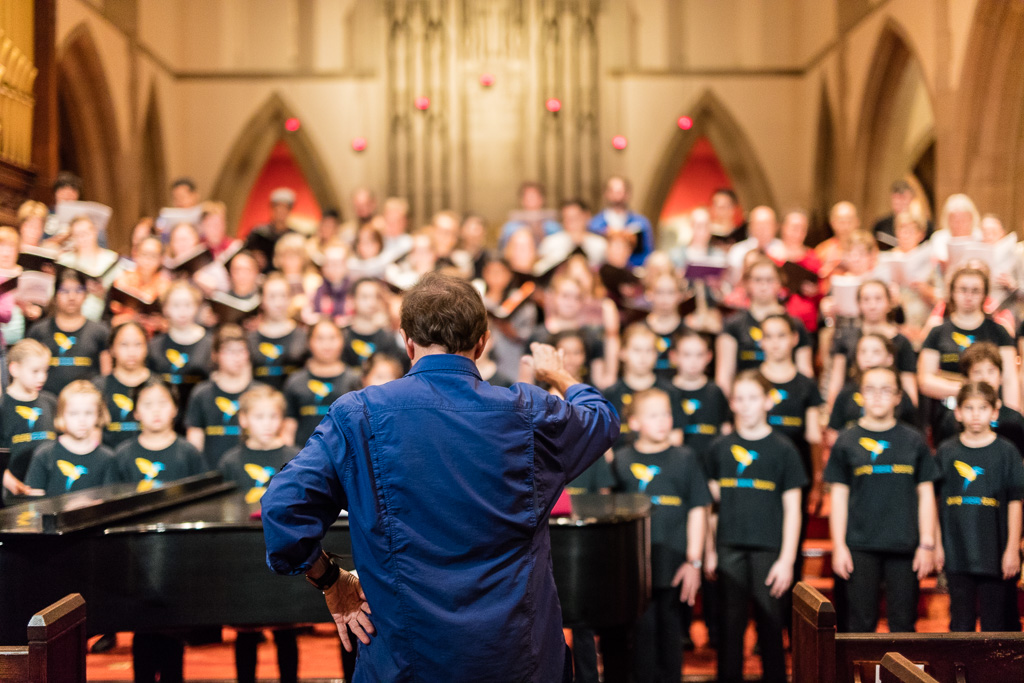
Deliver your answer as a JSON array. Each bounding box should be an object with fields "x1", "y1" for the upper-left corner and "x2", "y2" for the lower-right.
[
  {"x1": 107, "y1": 436, "x2": 207, "y2": 491},
  {"x1": 647, "y1": 319, "x2": 686, "y2": 381},
  {"x1": 341, "y1": 327, "x2": 405, "y2": 370},
  {"x1": 766, "y1": 373, "x2": 823, "y2": 477},
  {"x1": 670, "y1": 381, "x2": 731, "y2": 468},
  {"x1": 706, "y1": 431, "x2": 807, "y2": 550},
  {"x1": 283, "y1": 368, "x2": 362, "y2": 448},
  {"x1": 828, "y1": 384, "x2": 918, "y2": 431},
  {"x1": 94, "y1": 374, "x2": 147, "y2": 450},
  {"x1": 0, "y1": 392, "x2": 57, "y2": 482},
  {"x1": 721, "y1": 311, "x2": 811, "y2": 372},
  {"x1": 565, "y1": 457, "x2": 616, "y2": 495},
  {"x1": 935, "y1": 406, "x2": 1024, "y2": 460},
  {"x1": 249, "y1": 327, "x2": 309, "y2": 390},
  {"x1": 825, "y1": 423, "x2": 939, "y2": 552},
  {"x1": 218, "y1": 444, "x2": 299, "y2": 504},
  {"x1": 612, "y1": 444, "x2": 711, "y2": 586},
  {"x1": 27, "y1": 317, "x2": 109, "y2": 395},
  {"x1": 936, "y1": 436, "x2": 1024, "y2": 575},
  {"x1": 185, "y1": 380, "x2": 261, "y2": 469},
  {"x1": 24, "y1": 441, "x2": 114, "y2": 498},
  {"x1": 601, "y1": 378, "x2": 677, "y2": 446},
  {"x1": 148, "y1": 331, "x2": 213, "y2": 417},
  {"x1": 831, "y1": 328, "x2": 917, "y2": 375},
  {"x1": 922, "y1": 319, "x2": 1013, "y2": 374}
]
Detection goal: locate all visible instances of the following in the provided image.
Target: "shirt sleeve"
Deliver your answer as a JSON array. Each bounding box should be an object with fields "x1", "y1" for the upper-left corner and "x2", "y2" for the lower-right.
[
  {"x1": 824, "y1": 433, "x2": 851, "y2": 485},
  {"x1": 922, "y1": 325, "x2": 943, "y2": 352},
  {"x1": 805, "y1": 377, "x2": 824, "y2": 408},
  {"x1": 185, "y1": 385, "x2": 208, "y2": 429},
  {"x1": 896, "y1": 339, "x2": 918, "y2": 374},
  {"x1": 794, "y1": 318, "x2": 812, "y2": 350},
  {"x1": 914, "y1": 437, "x2": 940, "y2": 483},
  {"x1": 1006, "y1": 449, "x2": 1024, "y2": 500},
  {"x1": 262, "y1": 411, "x2": 351, "y2": 575},
  {"x1": 683, "y1": 452, "x2": 713, "y2": 509},
  {"x1": 23, "y1": 447, "x2": 49, "y2": 490},
  {"x1": 780, "y1": 441, "x2": 810, "y2": 491},
  {"x1": 530, "y1": 382, "x2": 620, "y2": 486}
]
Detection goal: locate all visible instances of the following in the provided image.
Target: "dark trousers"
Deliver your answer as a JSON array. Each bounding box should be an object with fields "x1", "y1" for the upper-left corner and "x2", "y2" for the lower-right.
[
  {"x1": 701, "y1": 577, "x2": 722, "y2": 647},
  {"x1": 717, "y1": 546, "x2": 788, "y2": 683},
  {"x1": 132, "y1": 632, "x2": 183, "y2": 683},
  {"x1": 633, "y1": 587, "x2": 687, "y2": 682},
  {"x1": 844, "y1": 550, "x2": 917, "y2": 633},
  {"x1": 235, "y1": 627, "x2": 298, "y2": 683},
  {"x1": 947, "y1": 572, "x2": 1020, "y2": 632},
  {"x1": 571, "y1": 628, "x2": 600, "y2": 683}
]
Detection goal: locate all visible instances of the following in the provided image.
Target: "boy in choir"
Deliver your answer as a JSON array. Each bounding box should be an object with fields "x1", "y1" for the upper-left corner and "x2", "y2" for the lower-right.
[
  {"x1": 644, "y1": 273, "x2": 688, "y2": 381},
  {"x1": 1, "y1": 339, "x2": 56, "y2": 501},
  {"x1": 935, "y1": 382, "x2": 1024, "y2": 632},
  {"x1": 218, "y1": 385, "x2": 301, "y2": 683},
  {"x1": 97, "y1": 322, "x2": 151, "y2": 450},
  {"x1": 250, "y1": 273, "x2": 308, "y2": 390},
  {"x1": 827, "y1": 333, "x2": 917, "y2": 440},
  {"x1": 186, "y1": 324, "x2": 262, "y2": 469},
  {"x1": 225, "y1": 250, "x2": 262, "y2": 304},
  {"x1": 933, "y1": 342, "x2": 1024, "y2": 456},
  {"x1": 706, "y1": 371, "x2": 805, "y2": 683},
  {"x1": 613, "y1": 388, "x2": 710, "y2": 683},
  {"x1": 602, "y1": 324, "x2": 677, "y2": 446},
  {"x1": 341, "y1": 278, "x2": 404, "y2": 370},
  {"x1": 27, "y1": 268, "x2": 111, "y2": 395},
  {"x1": 148, "y1": 281, "x2": 212, "y2": 423},
  {"x1": 826, "y1": 366, "x2": 938, "y2": 633},
  {"x1": 282, "y1": 319, "x2": 361, "y2": 448},
  {"x1": 25, "y1": 381, "x2": 114, "y2": 497}
]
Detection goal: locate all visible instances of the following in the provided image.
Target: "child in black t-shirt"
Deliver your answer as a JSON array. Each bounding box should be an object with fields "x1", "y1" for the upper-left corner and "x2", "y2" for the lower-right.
[
  {"x1": 706, "y1": 370, "x2": 806, "y2": 683},
  {"x1": 1, "y1": 339, "x2": 56, "y2": 502},
  {"x1": 612, "y1": 388, "x2": 710, "y2": 683},
  {"x1": 669, "y1": 329, "x2": 732, "y2": 469},
  {"x1": 25, "y1": 380, "x2": 114, "y2": 497},
  {"x1": 341, "y1": 278, "x2": 404, "y2": 370},
  {"x1": 645, "y1": 273, "x2": 688, "y2": 381},
  {"x1": 825, "y1": 366, "x2": 938, "y2": 633},
  {"x1": 250, "y1": 273, "x2": 308, "y2": 390},
  {"x1": 186, "y1": 324, "x2": 261, "y2": 469},
  {"x1": 218, "y1": 385, "x2": 301, "y2": 683},
  {"x1": 603, "y1": 324, "x2": 677, "y2": 447},
  {"x1": 282, "y1": 319, "x2": 362, "y2": 448},
  {"x1": 97, "y1": 322, "x2": 151, "y2": 450},
  {"x1": 933, "y1": 342, "x2": 1024, "y2": 458},
  {"x1": 936, "y1": 382, "x2": 1024, "y2": 632},
  {"x1": 827, "y1": 333, "x2": 918, "y2": 439},
  {"x1": 148, "y1": 281, "x2": 212, "y2": 423}
]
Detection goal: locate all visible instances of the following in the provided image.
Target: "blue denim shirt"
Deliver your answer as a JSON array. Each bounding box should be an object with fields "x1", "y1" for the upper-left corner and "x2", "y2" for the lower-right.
[{"x1": 262, "y1": 353, "x2": 619, "y2": 682}]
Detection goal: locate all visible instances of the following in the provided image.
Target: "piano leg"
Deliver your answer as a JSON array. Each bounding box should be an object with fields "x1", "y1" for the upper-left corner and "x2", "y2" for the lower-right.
[{"x1": 596, "y1": 625, "x2": 634, "y2": 683}]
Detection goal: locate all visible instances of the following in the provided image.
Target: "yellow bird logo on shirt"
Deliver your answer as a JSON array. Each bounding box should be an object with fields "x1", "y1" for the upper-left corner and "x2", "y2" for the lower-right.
[
  {"x1": 951, "y1": 332, "x2": 975, "y2": 350},
  {"x1": 135, "y1": 457, "x2": 165, "y2": 492},
  {"x1": 54, "y1": 332, "x2": 75, "y2": 354},
  {"x1": 656, "y1": 337, "x2": 669, "y2": 353},
  {"x1": 769, "y1": 388, "x2": 788, "y2": 405},
  {"x1": 308, "y1": 380, "x2": 332, "y2": 399},
  {"x1": 259, "y1": 343, "x2": 283, "y2": 360},
  {"x1": 630, "y1": 463, "x2": 661, "y2": 493},
  {"x1": 859, "y1": 437, "x2": 890, "y2": 462},
  {"x1": 113, "y1": 393, "x2": 134, "y2": 420},
  {"x1": 166, "y1": 349, "x2": 188, "y2": 370},
  {"x1": 621, "y1": 394, "x2": 633, "y2": 405},
  {"x1": 56, "y1": 459, "x2": 88, "y2": 491},
  {"x1": 243, "y1": 463, "x2": 277, "y2": 504},
  {"x1": 731, "y1": 445, "x2": 758, "y2": 474},
  {"x1": 351, "y1": 339, "x2": 375, "y2": 359},
  {"x1": 682, "y1": 399, "x2": 700, "y2": 415},
  {"x1": 953, "y1": 460, "x2": 985, "y2": 492},
  {"x1": 853, "y1": 392, "x2": 864, "y2": 407},
  {"x1": 749, "y1": 327, "x2": 763, "y2": 342},
  {"x1": 215, "y1": 396, "x2": 239, "y2": 420},
  {"x1": 15, "y1": 405, "x2": 41, "y2": 429}
]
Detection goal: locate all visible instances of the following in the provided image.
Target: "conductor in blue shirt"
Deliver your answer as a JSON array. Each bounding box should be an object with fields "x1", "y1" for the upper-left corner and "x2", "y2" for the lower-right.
[{"x1": 261, "y1": 272, "x2": 620, "y2": 682}]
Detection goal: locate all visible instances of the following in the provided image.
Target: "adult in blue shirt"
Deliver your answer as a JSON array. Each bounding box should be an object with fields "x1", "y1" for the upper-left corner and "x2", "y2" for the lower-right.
[
  {"x1": 587, "y1": 176, "x2": 655, "y2": 267},
  {"x1": 262, "y1": 272, "x2": 620, "y2": 682}
]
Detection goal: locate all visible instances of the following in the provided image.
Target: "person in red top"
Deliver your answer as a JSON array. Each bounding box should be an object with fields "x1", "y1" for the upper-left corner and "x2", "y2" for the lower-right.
[{"x1": 775, "y1": 210, "x2": 823, "y2": 334}]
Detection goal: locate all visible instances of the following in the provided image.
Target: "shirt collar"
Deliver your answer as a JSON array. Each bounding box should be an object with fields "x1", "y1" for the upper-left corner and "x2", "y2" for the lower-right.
[{"x1": 405, "y1": 353, "x2": 482, "y2": 379}]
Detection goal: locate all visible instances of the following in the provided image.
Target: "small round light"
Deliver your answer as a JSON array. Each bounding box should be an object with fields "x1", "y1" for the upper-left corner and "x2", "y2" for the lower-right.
[
  {"x1": 284, "y1": 117, "x2": 301, "y2": 132},
  {"x1": 480, "y1": 73, "x2": 495, "y2": 87},
  {"x1": 414, "y1": 96, "x2": 430, "y2": 111},
  {"x1": 545, "y1": 98, "x2": 562, "y2": 113},
  {"x1": 612, "y1": 135, "x2": 628, "y2": 150},
  {"x1": 677, "y1": 116, "x2": 693, "y2": 130},
  {"x1": 351, "y1": 137, "x2": 368, "y2": 152}
]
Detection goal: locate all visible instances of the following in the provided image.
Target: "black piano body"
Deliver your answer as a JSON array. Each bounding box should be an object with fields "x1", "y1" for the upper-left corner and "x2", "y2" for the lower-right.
[{"x1": 0, "y1": 474, "x2": 650, "y2": 678}]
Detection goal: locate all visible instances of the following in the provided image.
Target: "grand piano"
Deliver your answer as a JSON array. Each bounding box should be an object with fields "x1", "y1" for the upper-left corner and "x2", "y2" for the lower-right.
[{"x1": 0, "y1": 473, "x2": 650, "y2": 681}]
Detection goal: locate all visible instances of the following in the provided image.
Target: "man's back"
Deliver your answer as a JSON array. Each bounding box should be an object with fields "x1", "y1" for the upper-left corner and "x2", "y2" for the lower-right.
[{"x1": 263, "y1": 354, "x2": 618, "y2": 682}]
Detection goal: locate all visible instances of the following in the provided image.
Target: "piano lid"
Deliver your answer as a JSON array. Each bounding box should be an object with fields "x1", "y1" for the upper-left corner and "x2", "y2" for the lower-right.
[
  {"x1": 0, "y1": 472, "x2": 234, "y2": 535},
  {"x1": 552, "y1": 493, "x2": 651, "y2": 527}
]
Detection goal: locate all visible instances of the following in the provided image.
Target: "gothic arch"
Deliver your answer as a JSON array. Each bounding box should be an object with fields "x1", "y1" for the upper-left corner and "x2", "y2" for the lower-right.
[
  {"x1": 810, "y1": 81, "x2": 838, "y2": 243},
  {"x1": 642, "y1": 91, "x2": 775, "y2": 227},
  {"x1": 138, "y1": 84, "x2": 167, "y2": 220},
  {"x1": 851, "y1": 19, "x2": 934, "y2": 221},
  {"x1": 950, "y1": 1, "x2": 1024, "y2": 230},
  {"x1": 57, "y1": 24, "x2": 121, "y2": 224},
  {"x1": 211, "y1": 93, "x2": 341, "y2": 234}
]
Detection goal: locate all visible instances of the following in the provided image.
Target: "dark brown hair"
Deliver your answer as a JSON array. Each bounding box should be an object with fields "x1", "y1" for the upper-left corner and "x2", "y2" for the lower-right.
[
  {"x1": 947, "y1": 265, "x2": 990, "y2": 314},
  {"x1": 732, "y1": 369, "x2": 773, "y2": 395},
  {"x1": 960, "y1": 341, "x2": 1002, "y2": 374},
  {"x1": 399, "y1": 273, "x2": 487, "y2": 353},
  {"x1": 213, "y1": 323, "x2": 248, "y2": 355},
  {"x1": 957, "y1": 381, "x2": 998, "y2": 409}
]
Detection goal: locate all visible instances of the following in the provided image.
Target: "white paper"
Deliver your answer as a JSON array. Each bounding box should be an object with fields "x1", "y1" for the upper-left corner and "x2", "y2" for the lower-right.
[
  {"x1": 831, "y1": 274, "x2": 861, "y2": 318},
  {"x1": 54, "y1": 200, "x2": 112, "y2": 233}
]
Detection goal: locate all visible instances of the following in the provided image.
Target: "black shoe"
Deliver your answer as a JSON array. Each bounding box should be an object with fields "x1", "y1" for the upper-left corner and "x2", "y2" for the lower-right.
[{"x1": 91, "y1": 633, "x2": 117, "y2": 653}]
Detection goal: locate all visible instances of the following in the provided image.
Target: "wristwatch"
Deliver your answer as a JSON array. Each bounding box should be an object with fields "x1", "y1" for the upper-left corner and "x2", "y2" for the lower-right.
[
  {"x1": 688, "y1": 559, "x2": 703, "y2": 570},
  {"x1": 305, "y1": 550, "x2": 341, "y2": 591}
]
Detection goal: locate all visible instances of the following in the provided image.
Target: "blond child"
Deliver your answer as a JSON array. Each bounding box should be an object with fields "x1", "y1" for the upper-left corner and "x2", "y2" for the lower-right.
[{"x1": 1, "y1": 339, "x2": 56, "y2": 501}]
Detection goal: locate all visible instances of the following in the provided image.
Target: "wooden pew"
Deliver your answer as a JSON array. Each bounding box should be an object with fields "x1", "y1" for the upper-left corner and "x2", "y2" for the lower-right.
[
  {"x1": 878, "y1": 653, "x2": 939, "y2": 683},
  {"x1": 0, "y1": 593, "x2": 86, "y2": 682},
  {"x1": 793, "y1": 581, "x2": 1024, "y2": 683}
]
